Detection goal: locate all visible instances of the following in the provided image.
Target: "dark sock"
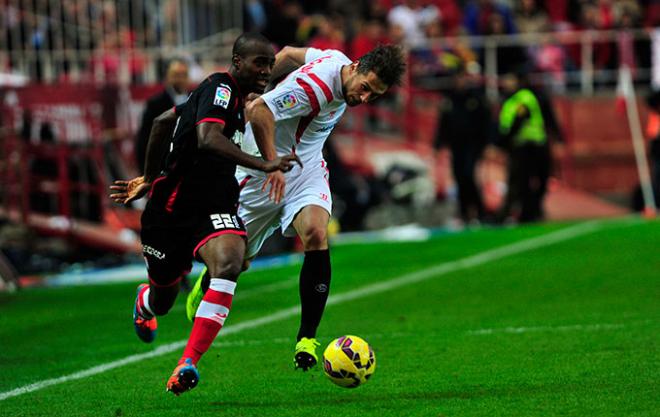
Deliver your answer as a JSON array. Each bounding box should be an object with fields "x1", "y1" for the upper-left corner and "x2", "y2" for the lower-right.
[{"x1": 297, "y1": 249, "x2": 331, "y2": 340}]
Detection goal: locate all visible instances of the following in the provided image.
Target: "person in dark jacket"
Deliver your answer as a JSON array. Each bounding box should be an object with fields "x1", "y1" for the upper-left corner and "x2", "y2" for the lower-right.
[
  {"x1": 135, "y1": 58, "x2": 190, "y2": 174},
  {"x1": 435, "y1": 67, "x2": 492, "y2": 223}
]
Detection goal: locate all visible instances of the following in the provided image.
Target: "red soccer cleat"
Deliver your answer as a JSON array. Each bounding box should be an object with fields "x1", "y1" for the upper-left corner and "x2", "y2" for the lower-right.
[{"x1": 166, "y1": 358, "x2": 200, "y2": 395}]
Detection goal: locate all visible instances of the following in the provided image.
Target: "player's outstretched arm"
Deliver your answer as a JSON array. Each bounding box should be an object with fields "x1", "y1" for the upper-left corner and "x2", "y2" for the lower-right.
[
  {"x1": 196, "y1": 122, "x2": 300, "y2": 173},
  {"x1": 109, "y1": 108, "x2": 178, "y2": 205},
  {"x1": 143, "y1": 108, "x2": 178, "y2": 183}
]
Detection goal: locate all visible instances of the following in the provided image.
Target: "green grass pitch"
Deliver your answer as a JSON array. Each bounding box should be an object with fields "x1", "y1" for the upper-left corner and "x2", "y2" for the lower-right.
[{"x1": 0, "y1": 218, "x2": 658, "y2": 416}]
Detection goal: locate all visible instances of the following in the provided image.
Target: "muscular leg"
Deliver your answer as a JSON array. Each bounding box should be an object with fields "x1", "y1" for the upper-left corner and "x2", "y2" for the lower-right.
[
  {"x1": 147, "y1": 279, "x2": 182, "y2": 316},
  {"x1": 292, "y1": 205, "x2": 331, "y2": 341},
  {"x1": 179, "y1": 234, "x2": 245, "y2": 365},
  {"x1": 134, "y1": 234, "x2": 190, "y2": 343},
  {"x1": 136, "y1": 266, "x2": 183, "y2": 322},
  {"x1": 195, "y1": 251, "x2": 251, "y2": 298}
]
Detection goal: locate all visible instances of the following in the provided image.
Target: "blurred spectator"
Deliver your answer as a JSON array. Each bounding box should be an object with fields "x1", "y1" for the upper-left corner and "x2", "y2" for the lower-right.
[
  {"x1": 300, "y1": 0, "x2": 331, "y2": 14},
  {"x1": 323, "y1": 139, "x2": 382, "y2": 231},
  {"x1": 514, "y1": 0, "x2": 552, "y2": 33},
  {"x1": 532, "y1": 34, "x2": 569, "y2": 92},
  {"x1": 544, "y1": 0, "x2": 570, "y2": 24},
  {"x1": 644, "y1": 0, "x2": 660, "y2": 27},
  {"x1": 89, "y1": 26, "x2": 147, "y2": 84},
  {"x1": 361, "y1": 0, "x2": 391, "y2": 21},
  {"x1": 641, "y1": 90, "x2": 660, "y2": 208},
  {"x1": 613, "y1": 0, "x2": 642, "y2": 25},
  {"x1": 463, "y1": 0, "x2": 517, "y2": 36},
  {"x1": 304, "y1": 14, "x2": 347, "y2": 52},
  {"x1": 387, "y1": 0, "x2": 440, "y2": 47},
  {"x1": 614, "y1": 1, "x2": 650, "y2": 71},
  {"x1": 264, "y1": 0, "x2": 305, "y2": 48},
  {"x1": 135, "y1": 58, "x2": 189, "y2": 174},
  {"x1": 434, "y1": 65, "x2": 492, "y2": 223},
  {"x1": 484, "y1": 11, "x2": 528, "y2": 74},
  {"x1": 513, "y1": 0, "x2": 561, "y2": 90},
  {"x1": 350, "y1": 18, "x2": 389, "y2": 60},
  {"x1": 244, "y1": 0, "x2": 268, "y2": 32},
  {"x1": 428, "y1": 0, "x2": 463, "y2": 36},
  {"x1": 566, "y1": 1, "x2": 615, "y2": 72},
  {"x1": 496, "y1": 71, "x2": 552, "y2": 222}
]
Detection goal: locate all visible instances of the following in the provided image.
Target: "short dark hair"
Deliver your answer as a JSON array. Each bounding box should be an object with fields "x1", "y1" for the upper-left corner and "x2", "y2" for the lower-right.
[
  {"x1": 165, "y1": 57, "x2": 188, "y2": 71},
  {"x1": 356, "y1": 45, "x2": 406, "y2": 87},
  {"x1": 232, "y1": 32, "x2": 271, "y2": 57}
]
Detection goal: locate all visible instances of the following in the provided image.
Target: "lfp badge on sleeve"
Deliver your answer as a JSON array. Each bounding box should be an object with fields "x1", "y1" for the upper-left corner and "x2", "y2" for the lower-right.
[{"x1": 214, "y1": 86, "x2": 231, "y2": 108}]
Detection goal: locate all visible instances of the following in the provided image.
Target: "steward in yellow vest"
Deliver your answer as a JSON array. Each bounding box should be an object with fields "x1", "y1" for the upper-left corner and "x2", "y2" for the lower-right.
[{"x1": 497, "y1": 72, "x2": 551, "y2": 223}]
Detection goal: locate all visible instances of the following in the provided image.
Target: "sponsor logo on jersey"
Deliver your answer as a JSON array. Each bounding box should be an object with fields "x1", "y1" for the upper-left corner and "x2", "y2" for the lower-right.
[
  {"x1": 315, "y1": 123, "x2": 337, "y2": 133},
  {"x1": 274, "y1": 91, "x2": 299, "y2": 111},
  {"x1": 143, "y1": 244, "x2": 165, "y2": 260},
  {"x1": 214, "y1": 86, "x2": 231, "y2": 108}
]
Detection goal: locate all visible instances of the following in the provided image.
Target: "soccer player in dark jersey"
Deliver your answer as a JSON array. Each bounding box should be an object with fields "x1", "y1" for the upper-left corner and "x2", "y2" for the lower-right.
[
  {"x1": 185, "y1": 44, "x2": 406, "y2": 372},
  {"x1": 109, "y1": 33, "x2": 300, "y2": 395}
]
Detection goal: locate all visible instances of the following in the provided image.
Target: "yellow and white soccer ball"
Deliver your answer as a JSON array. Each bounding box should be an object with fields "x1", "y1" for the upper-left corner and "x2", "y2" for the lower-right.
[{"x1": 322, "y1": 335, "x2": 376, "y2": 388}]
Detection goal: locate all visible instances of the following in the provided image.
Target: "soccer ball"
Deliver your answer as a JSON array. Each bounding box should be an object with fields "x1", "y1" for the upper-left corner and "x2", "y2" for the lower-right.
[{"x1": 322, "y1": 335, "x2": 376, "y2": 388}]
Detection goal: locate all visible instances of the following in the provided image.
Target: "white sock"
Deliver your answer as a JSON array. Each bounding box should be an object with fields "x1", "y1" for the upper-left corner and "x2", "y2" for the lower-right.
[{"x1": 141, "y1": 287, "x2": 155, "y2": 317}]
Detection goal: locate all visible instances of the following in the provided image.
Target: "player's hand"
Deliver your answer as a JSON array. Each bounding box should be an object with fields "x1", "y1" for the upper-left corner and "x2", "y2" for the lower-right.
[
  {"x1": 245, "y1": 92, "x2": 261, "y2": 106},
  {"x1": 261, "y1": 154, "x2": 302, "y2": 173},
  {"x1": 261, "y1": 171, "x2": 287, "y2": 204},
  {"x1": 109, "y1": 176, "x2": 151, "y2": 204}
]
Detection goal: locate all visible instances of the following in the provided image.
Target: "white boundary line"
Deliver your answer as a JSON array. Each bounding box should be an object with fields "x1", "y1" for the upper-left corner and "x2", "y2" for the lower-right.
[
  {"x1": 467, "y1": 323, "x2": 629, "y2": 335},
  {"x1": 0, "y1": 221, "x2": 605, "y2": 402}
]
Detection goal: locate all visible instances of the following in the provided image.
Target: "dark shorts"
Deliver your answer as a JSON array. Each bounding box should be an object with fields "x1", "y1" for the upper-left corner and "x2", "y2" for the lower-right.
[{"x1": 140, "y1": 173, "x2": 246, "y2": 287}]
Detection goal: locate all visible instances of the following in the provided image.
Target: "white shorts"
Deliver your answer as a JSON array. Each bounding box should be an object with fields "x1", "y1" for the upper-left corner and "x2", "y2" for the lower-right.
[{"x1": 236, "y1": 160, "x2": 332, "y2": 259}]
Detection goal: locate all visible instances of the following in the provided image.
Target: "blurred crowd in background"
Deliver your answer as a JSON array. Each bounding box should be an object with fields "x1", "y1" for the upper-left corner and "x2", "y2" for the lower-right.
[
  {"x1": 1, "y1": 0, "x2": 657, "y2": 84},
  {"x1": 1, "y1": 0, "x2": 659, "y2": 278}
]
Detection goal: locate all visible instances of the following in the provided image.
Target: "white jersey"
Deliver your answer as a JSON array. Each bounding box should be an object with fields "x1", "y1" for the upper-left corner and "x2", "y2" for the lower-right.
[
  {"x1": 236, "y1": 48, "x2": 350, "y2": 258},
  {"x1": 240, "y1": 48, "x2": 350, "y2": 167}
]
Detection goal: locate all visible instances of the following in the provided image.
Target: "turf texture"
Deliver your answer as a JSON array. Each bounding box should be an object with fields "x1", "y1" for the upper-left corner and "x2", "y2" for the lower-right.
[{"x1": 0, "y1": 218, "x2": 658, "y2": 416}]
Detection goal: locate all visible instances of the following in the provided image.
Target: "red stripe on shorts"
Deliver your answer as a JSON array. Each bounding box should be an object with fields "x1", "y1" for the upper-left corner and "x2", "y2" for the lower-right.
[
  {"x1": 196, "y1": 118, "x2": 226, "y2": 126},
  {"x1": 164, "y1": 180, "x2": 182, "y2": 213},
  {"x1": 148, "y1": 176, "x2": 166, "y2": 199},
  {"x1": 239, "y1": 175, "x2": 252, "y2": 189},
  {"x1": 193, "y1": 230, "x2": 247, "y2": 258}
]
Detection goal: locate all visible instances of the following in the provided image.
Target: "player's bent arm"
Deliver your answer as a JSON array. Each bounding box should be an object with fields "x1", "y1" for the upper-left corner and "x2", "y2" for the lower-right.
[
  {"x1": 270, "y1": 46, "x2": 308, "y2": 83},
  {"x1": 143, "y1": 108, "x2": 178, "y2": 184},
  {"x1": 196, "y1": 122, "x2": 297, "y2": 172},
  {"x1": 270, "y1": 46, "x2": 308, "y2": 82},
  {"x1": 245, "y1": 97, "x2": 278, "y2": 161},
  {"x1": 278, "y1": 46, "x2": 308, "y2": 65}
]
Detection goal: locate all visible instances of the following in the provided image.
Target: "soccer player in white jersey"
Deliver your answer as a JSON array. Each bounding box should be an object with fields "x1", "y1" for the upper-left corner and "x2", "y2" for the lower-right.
[{"x1": 187, "y1": 45, "x2": 406, "y2": 370}]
